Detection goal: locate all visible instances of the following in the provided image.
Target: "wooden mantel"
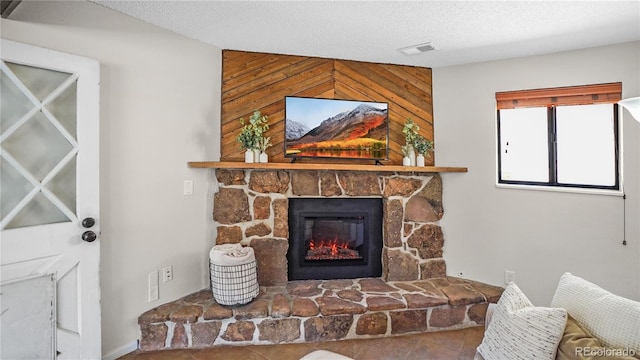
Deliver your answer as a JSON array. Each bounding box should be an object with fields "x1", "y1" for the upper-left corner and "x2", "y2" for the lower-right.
[{"x1": 187, "y1": 161, "x2": 467, "y2": 173}]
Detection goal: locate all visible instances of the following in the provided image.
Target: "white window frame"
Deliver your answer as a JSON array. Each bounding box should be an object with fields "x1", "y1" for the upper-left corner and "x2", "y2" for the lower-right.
[{"x1": 494, "y1": 84, "x2": 624, "y2": 196}]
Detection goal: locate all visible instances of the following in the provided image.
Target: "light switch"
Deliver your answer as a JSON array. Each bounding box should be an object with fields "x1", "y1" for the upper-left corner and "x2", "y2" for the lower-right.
[
  {"x1": 148, "y1": 270, "x2": 159, "y2": 302},
  {"x1": 149, "y1": 270, "x2": 158, "y2": 286},
  {"x1": 183, "y1": 180, "x2": 193, "y2": 195}
]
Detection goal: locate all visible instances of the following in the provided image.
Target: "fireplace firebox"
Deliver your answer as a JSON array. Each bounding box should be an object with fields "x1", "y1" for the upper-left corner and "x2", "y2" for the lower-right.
[{"x1": 288, "y1": 198, "x2": 383, "y2": 280}]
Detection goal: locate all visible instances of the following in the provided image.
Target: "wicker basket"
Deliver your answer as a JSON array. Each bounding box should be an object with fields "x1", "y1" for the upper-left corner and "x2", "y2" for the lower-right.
[{"x1": 209, "y1": 245, "x2": 259, "y2": 306}]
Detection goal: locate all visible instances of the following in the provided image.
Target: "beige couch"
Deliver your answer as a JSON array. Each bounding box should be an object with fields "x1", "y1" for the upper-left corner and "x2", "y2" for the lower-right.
[{"x1": 475, "y1": 273, "x2": 640, "y2": 360}]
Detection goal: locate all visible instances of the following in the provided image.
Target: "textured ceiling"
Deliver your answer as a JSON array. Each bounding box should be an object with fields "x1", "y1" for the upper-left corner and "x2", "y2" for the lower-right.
[{"x1": 92, "y1": 1, "x2": 639, "y2": 68}]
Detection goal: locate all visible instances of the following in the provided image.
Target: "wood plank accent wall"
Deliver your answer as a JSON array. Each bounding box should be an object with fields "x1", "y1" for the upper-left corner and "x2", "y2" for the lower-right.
[{"x1": 221, "y1": 50, "x2": 434, "y2": 165}]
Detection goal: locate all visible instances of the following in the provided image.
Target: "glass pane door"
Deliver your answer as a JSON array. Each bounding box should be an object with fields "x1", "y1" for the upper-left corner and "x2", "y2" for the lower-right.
[{"x1": 1, "y1": 62, "x2": 78, "y2": 230}]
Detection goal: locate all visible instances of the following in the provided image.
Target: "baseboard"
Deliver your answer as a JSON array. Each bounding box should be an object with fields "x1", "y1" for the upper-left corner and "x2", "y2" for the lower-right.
[{"x1": 102, "y1": 341, "x2": 138, "y2": 360}]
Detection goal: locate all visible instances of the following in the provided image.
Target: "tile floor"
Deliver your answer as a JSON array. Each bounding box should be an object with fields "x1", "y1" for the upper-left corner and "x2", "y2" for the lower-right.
[{"x1": 119, "y1": 326, "x2": 483, "y2": 360}]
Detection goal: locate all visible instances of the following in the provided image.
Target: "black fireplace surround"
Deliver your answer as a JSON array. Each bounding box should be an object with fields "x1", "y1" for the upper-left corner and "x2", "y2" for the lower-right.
[{"x1": 287, "y1": 197, "x2": 383, "y2": 280}]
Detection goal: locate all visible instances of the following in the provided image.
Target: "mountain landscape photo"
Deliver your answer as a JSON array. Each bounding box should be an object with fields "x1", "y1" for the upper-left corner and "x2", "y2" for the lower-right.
[{"x1": 285, "y1": 98, "x2": 388, "y2": 160}]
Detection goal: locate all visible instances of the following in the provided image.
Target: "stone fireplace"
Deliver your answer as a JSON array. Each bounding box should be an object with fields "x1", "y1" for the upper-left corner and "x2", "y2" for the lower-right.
[
  {"x1": 287, "y1": 197, "x2": 383, "y2": 281},
  {"x1": 137, "y1": 167, "x2": 504, "y2": 351},
  {"x1": 212, "y1": 169, "x2": 447, "y2": 286}
]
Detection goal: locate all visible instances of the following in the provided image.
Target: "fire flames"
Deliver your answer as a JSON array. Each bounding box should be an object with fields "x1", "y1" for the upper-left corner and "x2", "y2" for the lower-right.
[{"x1": 306, "y1": 237, "x2": 361, "y2": 260}]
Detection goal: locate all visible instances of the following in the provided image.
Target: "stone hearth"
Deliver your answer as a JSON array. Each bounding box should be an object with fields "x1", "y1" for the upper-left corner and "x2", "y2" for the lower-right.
[
  {"x1": 213, "y1": 169, "x2": 447, "y2": 284},
  {"x1": 136, "y1": 168, "x2": 506, "y2": 352},
  {"x1": 138, "y1": 277, "x2": 503, "y2": 351}
]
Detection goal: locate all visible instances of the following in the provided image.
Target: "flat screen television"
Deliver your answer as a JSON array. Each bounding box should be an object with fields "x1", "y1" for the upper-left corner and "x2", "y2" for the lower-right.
[{"x1": 284, "y1": 96, "x2": 389, "y2": 161}]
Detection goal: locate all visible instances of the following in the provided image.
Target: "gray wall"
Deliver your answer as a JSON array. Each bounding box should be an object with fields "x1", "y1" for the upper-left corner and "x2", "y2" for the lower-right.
[
  {"x1": 1, "y1": 1, "x2": 221, "y2": 357},
  {"x1": 434, "y1": 41, "x2": 640, "y2": 306}
]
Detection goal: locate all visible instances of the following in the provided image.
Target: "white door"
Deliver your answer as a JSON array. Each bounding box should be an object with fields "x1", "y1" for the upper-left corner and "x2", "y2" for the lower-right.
[{"x1": 1, "y1": 39, "x2": 101, "y2": 359}]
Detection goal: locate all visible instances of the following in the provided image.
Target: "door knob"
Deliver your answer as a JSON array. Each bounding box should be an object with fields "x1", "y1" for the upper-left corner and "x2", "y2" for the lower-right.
[
  {"x1": 82, "y1": 217, "x2": 96, "y2": 228},
  {"x1": 82, "y1": 231, "x2": 97, "y2": 243}
]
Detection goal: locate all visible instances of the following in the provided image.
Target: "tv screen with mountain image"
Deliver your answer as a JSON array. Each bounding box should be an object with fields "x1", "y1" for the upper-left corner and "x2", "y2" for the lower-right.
[{"x1": 285, "y1": 97, "x2": 389, "y2": 160}]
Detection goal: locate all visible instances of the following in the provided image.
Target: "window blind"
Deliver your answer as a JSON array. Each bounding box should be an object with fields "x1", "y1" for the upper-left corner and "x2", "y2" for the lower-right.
[{"x1": 496, "y1": 82, "x2": 622, "y2": 110}]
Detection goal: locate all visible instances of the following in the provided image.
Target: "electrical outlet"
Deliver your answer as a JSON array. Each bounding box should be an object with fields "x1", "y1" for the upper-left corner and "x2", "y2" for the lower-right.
[
  {"x1": 504, "y1": 270, "x2": 516, "y2": 284},
  {"x1": 162, "y1": 266, "x2": 173, "y2": 282}
]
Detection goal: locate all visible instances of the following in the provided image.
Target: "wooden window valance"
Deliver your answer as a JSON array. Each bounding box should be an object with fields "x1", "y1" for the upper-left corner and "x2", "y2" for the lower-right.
[{"x1": 496, "y1": 82, "x2": 622, "y2": 109}]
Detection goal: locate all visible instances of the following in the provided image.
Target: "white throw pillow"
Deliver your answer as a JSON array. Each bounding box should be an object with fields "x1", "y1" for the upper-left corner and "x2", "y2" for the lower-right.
[
  {"x1": 477, "y1": 282, "x2": 568, "y2": 360},
  {"x1": 299, "y1": 350, "x2": 353, "y2": 360},
  {"x1": 551, "y1": 272, "x2": 640, "y2": 354}
]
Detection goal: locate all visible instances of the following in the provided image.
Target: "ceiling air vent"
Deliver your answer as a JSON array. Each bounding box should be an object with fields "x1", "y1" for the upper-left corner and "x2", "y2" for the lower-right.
[{"x1": 398, "y1": 42, "x2": 437, "y2": 56}]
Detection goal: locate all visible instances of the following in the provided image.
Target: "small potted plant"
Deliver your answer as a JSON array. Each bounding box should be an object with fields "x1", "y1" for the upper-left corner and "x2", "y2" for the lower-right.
[
  {"x1": 257, "y1": 135, "x2": 272, "y2": 163},
  {"x1": 402, "y1": 118, "x2": 420, "y2": 166},
  {"x1": 413, "y1": 135, "x2": 434, "y2": 167},
  {"x1": 237, "y1": 124, "x2": 256, "y2": 163},
  {"x1": 237, "y1": 110, "x2": 269, "y2": 163},
  {"x1": 401, "y1": 144, "x2": 412, "y2": 166}
]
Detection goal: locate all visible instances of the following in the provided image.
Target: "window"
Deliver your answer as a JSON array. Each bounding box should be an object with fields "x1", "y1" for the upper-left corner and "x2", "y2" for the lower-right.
[{"x1": 496, "y1": 83, "x2": 621, "y2": 191}]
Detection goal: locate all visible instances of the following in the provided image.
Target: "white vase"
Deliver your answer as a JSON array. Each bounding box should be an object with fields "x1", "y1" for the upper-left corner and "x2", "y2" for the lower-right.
[
  {"x1": 244, "y1": 149, "x2": 254, "y2": 163},
  {"x1": 416, "y1": 154, "x2": 425, "y2": 167},
  {"x1": 259, "y1": 151, "x2": 268, "y2": 163},
  {"x1": 402, "y1": 156, "x2": 411, "y2": 166},
  {"x1": 407, "y1": 145, "x2": 416, "y2": 166},
  {"x1": 253, "y1": 149, "x2": 261, "y2": 162}
]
